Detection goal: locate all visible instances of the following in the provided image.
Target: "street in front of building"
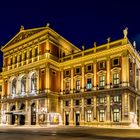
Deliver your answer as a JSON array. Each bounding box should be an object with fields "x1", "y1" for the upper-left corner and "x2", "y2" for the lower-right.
[{"x1": 0, "y1": 126, "x2": 140, "y2": 140}]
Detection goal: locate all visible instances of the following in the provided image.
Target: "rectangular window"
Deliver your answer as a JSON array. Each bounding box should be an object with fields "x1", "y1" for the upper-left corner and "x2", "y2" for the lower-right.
[
  {"x1": 87, "y1": 78, "x2": 92, "y2": 90},
  {"x1": 76, "y1": 80, "x2": 80, "y2": 92},
  {"x1": 99, "y1": 61, "x2": 105, "y2": 69},
  {"x1": 99, "y1": 109, "x2": 105, "y2": 122},
  {"x1": 99, "y1": 76, "x2": 105, "y2": 87},
  {"x1": 99, "y1": 97, "x2": 105, "y2": 104},
  {"x1": 19, "y1": 54, "x2": 22, "y2": 62},
  {"x1": 114, "y1": 96, "x2": 120, "y2": 103},
  {"x1": 113, "y1": 109, "x2": 120, "y2": 122},
  {"x1": 75, "y1": 67, "x2": 80, "y2": 74},
  {"x1": 87, "y1": 98, "x2": 91, "y2": 105},
  {"x1": 24, "y1": 52, "x2": 27, "y2": 60},
  {"x1": 65, "y1": 70, "x2": 70, "y2": 76},
  {"x1": 65, "y1": 101, "x2": 69, "y2": 106},
  {"x1": 35, "y1": 48, "x2": 38, "y2": 57},
  {"x1": 86, "y1": 64, "x2": 92, "y2": 72},
  {"x1": 15, "y1": 56, "x2": 17, "y2": 64},
  {"x1": 29, "y1": 50, "x2": 32, "y2": 58},
  {"x1": 113, "y1": 58, "x2": 119, "y2": 66},
  {"x1": 75, "y1": 100, "x2": 80, "y2": 106},
  {"x1": 113, "y1": 73, "x2": 119, "y2": 85},
  {"x1": 87, "y1": 110, "x2": 92, "y2": 122}
]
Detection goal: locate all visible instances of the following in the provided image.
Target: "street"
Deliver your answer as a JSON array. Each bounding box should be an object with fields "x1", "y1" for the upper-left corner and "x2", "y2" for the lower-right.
[{"x1": 0, "y1": 126, "x2": 140, "y2": 140}]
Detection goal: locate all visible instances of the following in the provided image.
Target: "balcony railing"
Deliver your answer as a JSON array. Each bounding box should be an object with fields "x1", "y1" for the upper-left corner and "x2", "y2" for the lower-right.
[{"x1": 62, "y1": 82, "x2": 137, "y2": 95}]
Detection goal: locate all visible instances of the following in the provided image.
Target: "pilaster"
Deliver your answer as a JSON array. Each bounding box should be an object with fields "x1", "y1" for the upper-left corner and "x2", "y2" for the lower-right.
[
  {"x1": 25, "y1": 100, "x2": 29, "y2": 125},
  {"x1": 81, "y1": 64, "x2": 84, "y2": 92},
  {"x1": 106, "y1": 57, "x2": 110, "y2": 88},
  {"x1": 122, "y1": 52, "x2": 129, "y2": 86},
  {"x1": 61, "y1": 70, "x2": 63, "y2": 94},
  {"x1": 71, "y1": 67, "x2": 73, "y2": 93},
  {"x1": 69, "y1": 99, "x2": 74, "y2": 125},
  {"x1": 46, "y1": 66, "x2": 50, "y2": 92},
  {"x1": 93, "y1": 61, "x2": 97, "y2": 90},
  {"x1": 106, "y1": 95, "x2": 110, "y2": 122},
  {"x1": 36, "y1": 100, "x2": 39, "y2": 125},
  {"x1": 81, "y1": 98, "x2": 85, "y2": 125},
  {"x1": 93, "y1": 96, "x2": 97, "y2": 121}
]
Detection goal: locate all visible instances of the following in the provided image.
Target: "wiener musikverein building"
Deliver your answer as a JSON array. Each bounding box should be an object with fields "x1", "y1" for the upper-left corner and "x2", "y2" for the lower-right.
[{"x1": 1, "y1": 25, "x2": 140, "y2": 127}]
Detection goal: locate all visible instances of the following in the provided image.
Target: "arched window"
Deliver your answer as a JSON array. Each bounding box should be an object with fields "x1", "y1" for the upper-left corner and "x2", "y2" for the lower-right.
[
  {"x1": 12, "y1": 78, "x2": 16, "y2": 95},
  {"x1": 31, "y1": 73, "x2": 37, "y2": 91},
  {"x1": 21, "y1": 76, "x2": 26, "y2": 93}
]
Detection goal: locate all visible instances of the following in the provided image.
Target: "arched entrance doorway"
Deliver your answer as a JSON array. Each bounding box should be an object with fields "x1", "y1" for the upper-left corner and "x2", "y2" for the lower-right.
[
  {"x1": 11, "y1": 105, "x2": 16, "y2": 125},
  {"x1": 19, "y1": 103, "x2": 25, "y2": 125},
  {"x1": 31, "y1": 103, "x2": 36, "y2": 125}
]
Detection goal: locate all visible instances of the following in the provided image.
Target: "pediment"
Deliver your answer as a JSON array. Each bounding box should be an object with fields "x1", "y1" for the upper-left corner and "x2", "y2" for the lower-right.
[{"x1": 3, "y1": 27, "x2": 46, "y2": 49}]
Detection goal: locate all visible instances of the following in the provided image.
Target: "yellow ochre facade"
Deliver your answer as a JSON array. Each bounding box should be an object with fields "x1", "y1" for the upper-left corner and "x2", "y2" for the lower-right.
[{"x1": 1, "y1": 25, "x2": 140, "y2": 127}]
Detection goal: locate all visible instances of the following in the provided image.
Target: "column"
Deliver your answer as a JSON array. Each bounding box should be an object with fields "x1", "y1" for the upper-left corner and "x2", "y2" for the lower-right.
[
  {"x1": 93, "y1": 96, "x2": 97, "y2": 121},
  {"x1": 107, "y1": 57, "x2": 110, "y2": 88},
  {"x1": 106, "y1": 95, "x2": 110, "y2": 122},
  {"x1": 6, "y1": 103, "x2": 10, "y2": 125},
  {"x1": 44, "y1": 98, "x2": 48, "y2": 125},
  {"x1": 93, "y1": 61, "x2": 97, "y2": 90},
  {"x1": 47, "y1": 98, "x2": 50, "y2": 112},
  {"x1": 46, "y1": 66, "x2": 50, "y2": 92},
  {"x1": 81, "y1": 64, "x2": 84, "y2": 92},
  {"x1": 71, "y1": 67, "x2": 73, "y2": 93},
  {"x1": 47, "y1": 98, "x2": 50, "y2": 125},
  {"x1": 61, "y1": 70, "x2": 63, "y2": 94},
  {"x1": 26, "y1": 74, "x2": 29, "y2": 95},
  {"x1": 46, "y1": 37, "x2": 49, "y2": 51},
  {"x1": 2, "y1": 79, "x2": 5, "y2": 98},
  {"x1": 1, "y1": 104, "x2": 4, "y2": 124},
  {"x1": 122, "y1": 92, "x2": 129, "y2": 121},
  {"x1": 81, "y1": 98, "x2": 85, "y2": 125},
  {"x1": 36, "y1": 100, "x2": 39, "y2": 125},
  {"x1": 7, "y1": 81, "x2": 10, "y2": 97},
  {"x1": 37, "y1": 69, "x2": 39, "y2": 94},
  {"x1": 15, "y1": 102, "x2": 18, "y2": 125},
  {"x1": 25, "y1": 100, "x2": 28, "y2": 125},
  {"x1": 122, "y1": 52, "x2": 129, "y2": 86},
  {"x1": 60, "y1": 99, "x2": 64, "y2": 125},
  {"x1": 70, "y1": 99, "x2": 74, "y2": 125}
]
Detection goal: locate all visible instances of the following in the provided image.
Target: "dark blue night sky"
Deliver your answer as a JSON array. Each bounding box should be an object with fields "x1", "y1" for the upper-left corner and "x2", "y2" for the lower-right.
[{"x1": 0, "y1": 0, "x2": 140, "y2": 67}]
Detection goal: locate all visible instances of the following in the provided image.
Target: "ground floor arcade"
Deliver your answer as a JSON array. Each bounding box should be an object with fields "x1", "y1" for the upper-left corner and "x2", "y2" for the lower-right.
[{"x1": 1, "y1": 97, "x2": 62, "y2": 126}]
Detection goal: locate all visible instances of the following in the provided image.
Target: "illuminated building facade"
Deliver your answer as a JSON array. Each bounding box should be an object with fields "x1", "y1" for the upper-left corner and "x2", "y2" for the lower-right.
[{"x1": 1, "y1": 25, "x2": 140, "y2": 127}]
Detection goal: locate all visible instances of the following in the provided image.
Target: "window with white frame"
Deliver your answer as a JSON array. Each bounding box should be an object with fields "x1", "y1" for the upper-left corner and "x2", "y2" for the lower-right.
[
  {"x1": 99, "y1": 61, "x2": 105, "y2": 69},
  {"x1": 99, "y1": 97, "x2": 105, "y2": 104},
  {"x1": 113, "y1": 108, "x2": 120, "y2": 122},
  {"x1": 87, "y1": 110, "x2": 92, "y2": 122},
  {"x1": 113, "y1": 73, "x2": 119, "y2": 85},
  {"x1": 76, "y1": 80, "x2": 80, "y2": 91},
  {"x1": 99, "y1": 109, "x2": 105, "y2": 122},
  {"x1": 113, "y1": 96, "x2": 120, "y2": 103},
  {"x1": 87, "y1": 78, "x2": 92, "y2": 90},
  {"x1": 112, "y1": 58, "x2": 119, "y2": 66},
  {"x1": 99, "y1": 75, "x2": 105, "y2": 87}
]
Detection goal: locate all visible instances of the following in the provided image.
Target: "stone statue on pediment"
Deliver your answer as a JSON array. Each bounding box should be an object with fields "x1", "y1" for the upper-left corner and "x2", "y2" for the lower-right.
[
  {"x1": 20, "y1": 25, "x2": 24, "y2": 31},
  {"x1": 123, "y1": 27, "x2": 128, "y2": 38}
]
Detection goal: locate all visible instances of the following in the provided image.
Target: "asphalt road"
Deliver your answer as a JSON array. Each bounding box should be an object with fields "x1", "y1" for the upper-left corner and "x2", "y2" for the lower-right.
[{"x1": 0, "y1": 126, "x2": 140, "y2": 140}]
